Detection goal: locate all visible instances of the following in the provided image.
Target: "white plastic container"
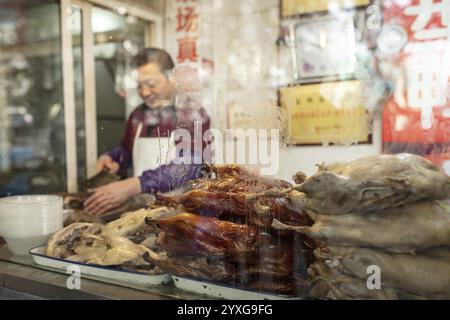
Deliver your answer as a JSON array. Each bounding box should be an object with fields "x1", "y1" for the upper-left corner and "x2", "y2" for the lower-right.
[
  {"x1": 0, "y1": 195, "x2": 63, "y2": 255},
  {"x1": 4, "y1": 235, "x2": 53, "y2": 256}
]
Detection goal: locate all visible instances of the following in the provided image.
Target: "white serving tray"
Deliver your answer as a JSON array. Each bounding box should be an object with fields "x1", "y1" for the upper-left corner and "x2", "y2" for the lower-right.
[
  {"x1": 172, "y1": 276, "x2": 302, "y2": 300},
  {"x1": 30, "y1": 246, "x2": 172, "y2": 287}
]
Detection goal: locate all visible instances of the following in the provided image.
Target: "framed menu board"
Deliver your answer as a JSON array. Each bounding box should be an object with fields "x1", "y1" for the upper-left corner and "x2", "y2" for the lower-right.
[
  {"x1": 281, "y1": 0, "x2": 370, "y2": 17},
  {"x1": 279, "y1": 81, "x2": 371, "y2": 145}
]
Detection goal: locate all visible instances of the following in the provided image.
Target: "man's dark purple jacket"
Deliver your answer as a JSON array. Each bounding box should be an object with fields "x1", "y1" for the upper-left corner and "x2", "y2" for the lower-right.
[{"x1": 107, "y1": 103, "x2": 211, "y2": 194}]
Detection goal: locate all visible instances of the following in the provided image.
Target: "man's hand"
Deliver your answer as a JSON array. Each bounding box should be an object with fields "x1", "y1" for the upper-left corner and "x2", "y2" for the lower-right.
[
  {"x1": 96, "y1": 155, "x2": 120, "y2": 174},
  {"x1": 84, "y1": 178, "x2": 141, "y2": 215}
]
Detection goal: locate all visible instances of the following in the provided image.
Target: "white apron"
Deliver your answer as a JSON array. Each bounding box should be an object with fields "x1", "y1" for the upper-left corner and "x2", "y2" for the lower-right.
[{"x1": 132, "y1": 123, "x2": 174, "y2": 177}]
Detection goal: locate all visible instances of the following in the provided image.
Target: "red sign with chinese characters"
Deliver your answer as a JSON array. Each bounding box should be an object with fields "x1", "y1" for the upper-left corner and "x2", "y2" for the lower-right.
[
  {"x1": 381, "y1": 0, "x2": 450, "y2": 174},
  {"x1": 175, "y1": 0, "x2": 199, "y2": 64}
]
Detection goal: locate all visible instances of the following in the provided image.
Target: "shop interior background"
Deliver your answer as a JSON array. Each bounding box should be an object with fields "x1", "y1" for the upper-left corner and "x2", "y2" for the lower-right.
[{"x1": 0, "y1": 0, "x2": 449, "y2": 196}]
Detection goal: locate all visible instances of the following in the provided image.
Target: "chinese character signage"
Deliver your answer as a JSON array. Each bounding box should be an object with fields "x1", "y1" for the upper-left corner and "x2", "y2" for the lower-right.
[
  {"x1": 175, "y1": 0, "x2": 199, "y2": 64},
  {"x1": 381, "y1": 0, "x2": 450, "y2": 173},
  {"x1": 280, "y1": 81, "x2": 371, "y2": 145}
]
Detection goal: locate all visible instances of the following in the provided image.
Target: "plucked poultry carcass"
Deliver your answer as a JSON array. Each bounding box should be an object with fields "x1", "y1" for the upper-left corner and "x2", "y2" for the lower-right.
[
  {"x1": 46, "y1": 222, "x2": 153, "y2": 268},
  {"x1": 308, "y1": 263, "x2": 427, "y2": 300},
  {"x1": 243, "y1": 154, "x2": 450, "y2": 299},
  {"x1": 271, "y1": 199, "x2": 450, "y2": 254},
  {"x1": 46, "y1": 223, "x2": 101, "y2": 260},
  {"x1": 314, "y1": 246, "x2": 450, "y2": 299},
  {"x1": 249, "y1": 154, "x2": 450, "y2": 215},
  {"x1": 46, "y1": 207, "x2": 178, "y2": 272},
  {"x1": 101, "y1": 207, "x2": 176, "y2": 237}
]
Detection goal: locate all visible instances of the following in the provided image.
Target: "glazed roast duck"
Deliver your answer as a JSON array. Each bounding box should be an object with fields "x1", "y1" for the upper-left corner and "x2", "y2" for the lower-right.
[
  {"x1": 144, "y1": 213, "x2": 313, "y2": 295},
  {"x1": 144, "y1": 165, "x2": 316, "y2": 295},
  {"x1": 45, "y1": 165, "x2": 316, "y2": 295},
  {"x1": 43, "y1": 155, "x2": 450, "y2": 299},
  {"x1": 156, "y1": 164, "x2": 312, "y2": 230}
]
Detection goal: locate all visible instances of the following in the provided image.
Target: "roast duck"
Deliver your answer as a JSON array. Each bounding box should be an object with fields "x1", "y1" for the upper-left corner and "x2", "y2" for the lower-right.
[
  {"x1": 45, "y1": 154, "x2": 450, "y2": 299},
  {"x1": 144, "y1": 165, "x2": 316, "y2": 295},
  {"x1": 47, "y1": 165, "x2": 316, "y2": 295}
]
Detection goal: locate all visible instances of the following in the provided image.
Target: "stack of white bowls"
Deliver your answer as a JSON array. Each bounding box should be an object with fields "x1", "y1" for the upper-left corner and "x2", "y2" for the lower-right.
[{"x1": 0, "y1": 195, "x2": 63, "y2": 255}]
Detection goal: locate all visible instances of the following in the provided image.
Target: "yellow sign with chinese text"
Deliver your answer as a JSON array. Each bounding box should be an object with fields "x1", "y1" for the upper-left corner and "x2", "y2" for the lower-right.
[
  {"x1": 280, "y1": 81, "x2": 371, "y2": 145},
  {"x1": 282, "y1": 0, "x2": 370, "y2": 17}
]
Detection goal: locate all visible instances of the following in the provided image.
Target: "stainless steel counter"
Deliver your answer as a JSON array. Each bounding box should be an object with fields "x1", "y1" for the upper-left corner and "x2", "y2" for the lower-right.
[{"x1": 0, "y1": 245, "x2": 204, "y2": 300}]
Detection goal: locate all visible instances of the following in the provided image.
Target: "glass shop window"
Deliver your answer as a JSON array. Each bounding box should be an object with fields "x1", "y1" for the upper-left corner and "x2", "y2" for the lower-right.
[
  {"x1": 0, "y1": 0, "x2": 65, "y2": 196},
  {"x1": 92, "y1": 6, "x2": 151, "y2": 156}
]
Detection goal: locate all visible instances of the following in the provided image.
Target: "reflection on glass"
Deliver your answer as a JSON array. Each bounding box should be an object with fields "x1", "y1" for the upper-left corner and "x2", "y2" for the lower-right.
[
  {"x1": 92, "y1": 6, "x2": 149, "y2": 156},
  {"x1": 0, "y1": 1, "x2": 65, "y2": 196}
]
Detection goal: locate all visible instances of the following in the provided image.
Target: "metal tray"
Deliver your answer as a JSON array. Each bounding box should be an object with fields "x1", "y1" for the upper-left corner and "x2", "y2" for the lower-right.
[
  {"x1": 172, "y1": 276, "x2": 303, "y2": 300},
  {"x1": 30, "y1": 246, "x2": 172, "y2": 287}
]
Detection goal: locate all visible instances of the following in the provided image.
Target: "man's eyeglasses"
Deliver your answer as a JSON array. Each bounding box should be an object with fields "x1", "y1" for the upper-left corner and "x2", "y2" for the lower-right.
[{"x1": 137, "y1": 80, "x2": 158, "y2": 90}]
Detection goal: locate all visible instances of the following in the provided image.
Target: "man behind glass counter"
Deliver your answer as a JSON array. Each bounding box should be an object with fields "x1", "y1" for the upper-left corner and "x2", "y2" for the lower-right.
[{"x1": 84, "y1": 48, "x2": 210, "y2": 214}]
